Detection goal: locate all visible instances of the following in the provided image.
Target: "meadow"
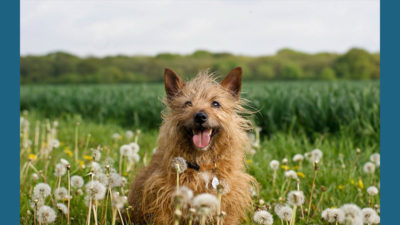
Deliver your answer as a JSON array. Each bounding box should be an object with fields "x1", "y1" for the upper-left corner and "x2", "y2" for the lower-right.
[{"x1": 20, "y1": 81, "x2": 380, "y2": 225}]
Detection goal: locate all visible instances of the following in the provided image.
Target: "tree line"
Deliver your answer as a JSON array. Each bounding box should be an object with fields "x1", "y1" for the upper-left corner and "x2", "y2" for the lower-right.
[{"x1": 21, "y1": 48, "x2": 379, "y2": 83}]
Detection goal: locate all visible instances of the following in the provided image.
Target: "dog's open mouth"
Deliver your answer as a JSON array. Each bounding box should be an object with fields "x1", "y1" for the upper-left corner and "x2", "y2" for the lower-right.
[{"x1": 191, "y1": 128, "x2": 217, "y2": 150}]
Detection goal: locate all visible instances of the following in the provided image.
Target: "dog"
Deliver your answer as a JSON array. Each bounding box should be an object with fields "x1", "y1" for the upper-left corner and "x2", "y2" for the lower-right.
[{"x1": 128, "y1": 67, "x2": 256, "y2": 224}]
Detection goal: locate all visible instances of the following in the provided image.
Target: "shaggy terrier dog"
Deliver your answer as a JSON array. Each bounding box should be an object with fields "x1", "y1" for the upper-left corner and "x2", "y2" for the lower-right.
[{"x1": 128, "y1": 67, "x2": 256, "y2": 224}]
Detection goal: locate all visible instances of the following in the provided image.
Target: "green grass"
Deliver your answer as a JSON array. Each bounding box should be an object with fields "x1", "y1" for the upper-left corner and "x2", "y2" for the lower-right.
[
  {"x1": 20, "y1": 81, "x2": 380, "y2": 139},
  {"x1": 20, "y1": 111, "x2": 380, "y2": 225}
]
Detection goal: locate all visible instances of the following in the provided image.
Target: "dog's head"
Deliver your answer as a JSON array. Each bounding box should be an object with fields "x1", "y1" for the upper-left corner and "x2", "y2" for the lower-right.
[{"x1": 163, "y1": 67, "x2": 246, "y2": 151}]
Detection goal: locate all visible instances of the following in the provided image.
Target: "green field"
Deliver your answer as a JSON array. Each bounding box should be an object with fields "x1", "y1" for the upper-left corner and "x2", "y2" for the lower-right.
[{"x1": 20, "y1": 81, "x2": 380, "y2": 225}]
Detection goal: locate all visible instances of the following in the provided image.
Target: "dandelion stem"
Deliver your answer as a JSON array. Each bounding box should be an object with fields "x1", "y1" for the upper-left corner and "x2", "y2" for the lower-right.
[
  {"x1": 74, "y1": 122, "x2": 80, "y2": 164},
  {"x1": 290, "y1": 205, "x2": 297, "y2": 225},
  {"x1": 307, "y1": 165, "x2": 318, "y2": 219},
  {"x1": 118, "y1": 208, "x2": 125, "y2": 225},
  {"x1": 67, "y1": 169, "x2": 71, "y2": 225}
]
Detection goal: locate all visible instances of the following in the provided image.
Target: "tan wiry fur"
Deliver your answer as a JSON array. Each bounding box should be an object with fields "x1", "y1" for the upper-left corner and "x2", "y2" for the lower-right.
[{"x1": 128, "y1": 69, "x2": 256, "y2": 224}]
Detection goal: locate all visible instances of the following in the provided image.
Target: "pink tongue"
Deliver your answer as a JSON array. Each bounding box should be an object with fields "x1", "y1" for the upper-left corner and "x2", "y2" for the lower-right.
[{"x1": 193, "y1": 129, "x2": 211, "y2": 149}]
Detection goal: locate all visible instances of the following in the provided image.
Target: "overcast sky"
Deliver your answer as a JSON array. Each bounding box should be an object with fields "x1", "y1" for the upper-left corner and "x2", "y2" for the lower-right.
[{"x1": 21, "y1": 0, "x2": 380, "y2": 57}]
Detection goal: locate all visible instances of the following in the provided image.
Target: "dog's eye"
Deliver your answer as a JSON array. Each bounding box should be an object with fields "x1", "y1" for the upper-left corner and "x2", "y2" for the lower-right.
[
  {"x1": 212, "y1": 101, "x2": 221, "y2": 108},
  {"x1": 184, "y1": 101, "x2": 192, "y2": 107}
]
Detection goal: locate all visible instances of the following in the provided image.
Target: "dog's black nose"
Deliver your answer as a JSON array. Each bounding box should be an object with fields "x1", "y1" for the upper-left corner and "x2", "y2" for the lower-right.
[{"x1": 194, "y1": 111, "x2": 208, "y2": 124}]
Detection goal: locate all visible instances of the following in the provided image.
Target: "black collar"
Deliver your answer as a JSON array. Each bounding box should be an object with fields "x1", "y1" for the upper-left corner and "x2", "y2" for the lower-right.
[{"x1": 187, "y1": 161, "x2": 200, "y2": 171}]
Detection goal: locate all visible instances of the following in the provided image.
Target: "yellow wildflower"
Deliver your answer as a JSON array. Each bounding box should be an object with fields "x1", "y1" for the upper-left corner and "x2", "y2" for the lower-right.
[
  {"x1": 350, "y1": 179, "x2": 355, "y2": 185},
  {"x1": 246, "y1": 159, "x2": 253, "y2": 165},
  {"x1": 296, "y1": 172, "x2": 305, "y2": 178},
  {"x1": 79, "y1": 160, "x2": 85, "y2": 169},
  {"x1": 338, "y1": 185, "x2": 344, "y2": 190},
  {"x1": 64, "y1": 148, "x2": 73, "y2": 157},
  {"x1": 358, "y1": 179, "x2": 364, "y2": 189},
  {"x1": 292, "y1": 165, "x2": 300, "y2": 170},
  {"x1": 83, "y1": 155, "x2": 93, "y2": 161},
  {"x1": 281, "y1": 165, "x2": 290, "y2": 170},
  {"x1": 28, "y1": 154, "x2": 37, "y2": 161}
]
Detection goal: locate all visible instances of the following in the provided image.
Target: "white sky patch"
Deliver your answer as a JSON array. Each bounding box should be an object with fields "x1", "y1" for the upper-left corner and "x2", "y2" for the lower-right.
[{"x1": 21, "y1": 0, "x2": 380, "y2": 56}]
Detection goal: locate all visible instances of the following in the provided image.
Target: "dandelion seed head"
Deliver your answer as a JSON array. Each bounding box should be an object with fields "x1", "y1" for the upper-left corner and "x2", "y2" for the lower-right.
[
  {"x1": 104, "y1": 157, "x2": 115, "y2": 166},
  {"x1": 90, "y1": 162, "x2": 103, "y2": 174},
  {"x1": 362, "y1": 208, "x2": 380, "y2": 224},
  {"x1": 125, "y1": 130, "x2": 134, "y2": 139},
  {"x1": 363, "y1": 162, "x2": 376, "y2": 174},
  {"x1": 120, "y1": 144, "x2": 133, "y2": 157},
  {"x1": 92, "y1": 149, "x2": 101, "y2": 161},
  {"x1": 33, "y1": 183, "x2": 51, "y2": 199},
  {"x1": 341, "y1": 204, "x2": 362, "y2": 224},
  {"x1": 112, "y1": 133, "x2": 121, "y2": 140},
  {"x1": 322, "y1": 208, "x2": 345, "y2": 223},
  {"x1": 292, "y1": 154, "x2": 304, "y2": 162},
  {"x1": 60, "y1": 158, "x2": 70, "y2": 167},
  {"x1": 284, "y1": 170, "x2": 298, "y2": 180},
  {"x1": 56, "y1": 203, "x2": 68, "y2": 215},
  {"x1": 277, "y1": 205, "x2": 292, "y2": 221},
  {"x1": 310, "y1": 149, "x2": 323, "y2": 162},
  {"x1": 111, "y1": 192, "x2": 127, "y2": 209},
  {"x1": 31, "y1": 173, "x2": 39, "y2": 181},
  {"x1": 370, "y1": 153, "x2": 380, "y2": 165},
  {"x1": 71, "y1": 175, "x2": 84, "y2": 188},
  {"x1": 50, "y1": 139, "x2": 60, "y2": 148},
  {"x1": 269, "y1": 160, "x2": 280, "y2": 170},
  {"x1": 367, "y1": 186, "x2": 379, "y2": 196},
  {"x1": 192, "y1": 193, "x2": 219, "y2": 215},
  {"x1": 30, "y1": 198, "x2": 45, "y2": 209},
  {"x1": 85, "y1": 180, "x2": 106, "y2": 200},
  {"x1": 173, "y1": 186, "x2": 194, "y2": 205},
  {"x1": 37, "y1": 205, "x2": 56, "y2": 224},
  {"x1": 95, "y1": 173, "x2": 109, "y2": 187},
  {"x1": 109, "y1": 172, "x2": 123, "y2": 188},
  {"x1": 54, "y1": 187, "x2": 69, "y2": 201},
  {"x1": 287, "y1": 190, "x2": 305, "y2": 206},
  {"x1": 128, "y1": 153, "x2": 140, "y2": 163},
  {"x1": 171, "y1": 157, "x2": 187, "y2": 173},
  {"x1": 129, "y1": 142, "x2": 140, "y2": 154},
  {"x1": 54, "y1": 163, "x2": 66, "y2": 177},
  {"x1": 253, "y1": 210, "x2": 274, "y2": 225}
]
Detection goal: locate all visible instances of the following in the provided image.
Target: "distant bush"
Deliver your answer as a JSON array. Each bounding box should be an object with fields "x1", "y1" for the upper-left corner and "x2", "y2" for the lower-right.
[{"x1": 20, "y1": 48, "x2": 379, "y2": 84}]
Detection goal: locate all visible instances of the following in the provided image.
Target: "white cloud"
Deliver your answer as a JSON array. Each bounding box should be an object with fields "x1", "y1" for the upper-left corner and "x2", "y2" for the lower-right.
[{"x1": 21, "y1": 0, "x2": 380, "y2": 56}]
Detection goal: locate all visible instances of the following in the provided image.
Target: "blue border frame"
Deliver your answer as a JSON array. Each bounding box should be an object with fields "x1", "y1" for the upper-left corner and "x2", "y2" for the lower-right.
[
  {"x1": 381, "y1": 0, "x2": 399, "y2": 224},
  {"x1": 0, "y1": 0, "x2": 397, "y2": 224},
  {"x1": 0, "y1": 0, "x2": 20, "y2": 223}
]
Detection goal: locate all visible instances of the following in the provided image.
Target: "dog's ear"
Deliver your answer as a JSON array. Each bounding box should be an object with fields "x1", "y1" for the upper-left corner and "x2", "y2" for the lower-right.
[
  {"x1": 164, "y1": 68, "x2": 184, "y2": 99},
  {"x1": 221, "y1": 67, "x2": 242, "y2": 98}
]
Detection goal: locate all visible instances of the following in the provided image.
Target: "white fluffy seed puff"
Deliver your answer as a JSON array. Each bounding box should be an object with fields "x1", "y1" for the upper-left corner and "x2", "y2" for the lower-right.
[
  {"x1": 33, "y1": 183, "x2": 51, "y2": 199},
  {"x1": 321, "y1": 208, "x2": 345, "y2": 223},
  {"x1": 85, "y1": 180, "x2": 106, "y2": 200},
  {"x1": 276, "y1": 205, "x2": 293, "y2": 221},
  {"x1": 340, "y1": 204, "x2": 362, "y2": 225},
  {"x1": 37, "y1": 205, "x2": 57, "y2": 224},
  {"x1": 54, "y1": 163, "x2": 67, "y2": 177},
  {"x1": 54, "y1": 187, "x2": 69, "y2": 201},
  {"x1": 309, "y1": 149, "x2": 323, "y2": 163},
  {"x1": 192, "y1": 193, "x2": 219, "y2": 215},
  {"x1": 71, "y1": 175, "x2": 84, "y2": 188},
  {"x1": 111, "y1": 192, "x2": 128, "y2": 209},
  {"x1": 56, "y1": 203, "x2": 68, "y2": 215},
  {"x1": 171, "y1": 157, "x2": 187, "y2": 173},
  {"x1": 269, "y1": 160, "x2": 280, "y2": 170},
  {"x1": 361, "y1": 208, "x2": 380, "y2": 224},
  {"x1": 129, "y1": 142, "x2": 140, "y2": 154},
  {"x1": 253, "y1": 210, "x2": 274, "y2": 225},
  {"x1": 284, "y1": 170, "x2": 298, "y2": 180},
  {"x1": 120, "y1": 144, "x2": 133, "y2": 157},
  {"x1": 363, "y1": 162, "x2": 376, "y2": 174},
  {"x1": 292, "y1": 154, "x2": 304, "y2": 162},
  {"x1": 367, "y1": 186, "x2": 379, "y2": 196},
  {"x1": 287, "y1": 191, "x2": 305, "y2": 206},
  {"x1": 370, "y1": 153, "x2": 380, "y2": 167},
  {"x1": 173, "y1": 186, "x2": 194, "y2": 206}
]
